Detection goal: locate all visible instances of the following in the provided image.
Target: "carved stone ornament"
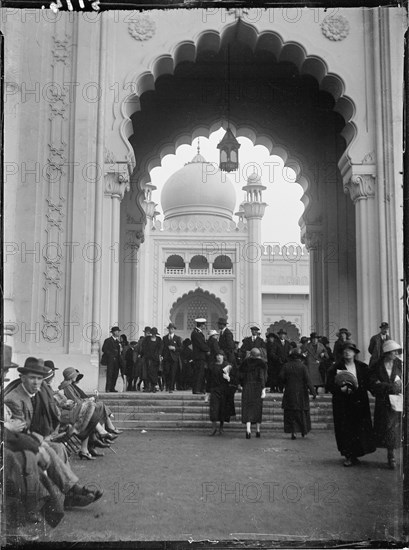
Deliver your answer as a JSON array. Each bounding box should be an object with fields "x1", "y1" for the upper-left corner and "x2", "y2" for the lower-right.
[
  {"x1": 128, "y1": 15, "x2": 156, "y2": 41},
  {"x1": 321, "y1": 14, "x2": 350, "y2": 41},
  {"x1": 344, "y1": 174, "x2": 376, "y2": 203}
]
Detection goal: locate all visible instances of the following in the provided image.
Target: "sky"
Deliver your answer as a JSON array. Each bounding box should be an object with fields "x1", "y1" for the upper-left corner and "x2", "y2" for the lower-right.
[{"x1": 150, "y1": 127, "x2": 304, "y2": 246}]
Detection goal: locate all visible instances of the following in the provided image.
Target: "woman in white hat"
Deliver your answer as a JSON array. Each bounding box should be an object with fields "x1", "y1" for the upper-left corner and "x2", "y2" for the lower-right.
[{"x1": 369, "y1": 340, "x2": 403, "y2": 469}]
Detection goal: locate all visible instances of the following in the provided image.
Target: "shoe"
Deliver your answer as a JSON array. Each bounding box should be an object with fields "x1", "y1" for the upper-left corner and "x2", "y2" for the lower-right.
[
  {"x1": 246, "y1": 432, "x2": 251, "y2": 439},
  {"x1": 64, "y1": 493, "x2": 95, "y2": 508},
  {"x1": 343, "y1": 458, "x2": 353, "y2": 467},
  {"x1": 291, "y1": 434, "x2": 296, "y2": 440},
  {"x1": 88, "y1": 448, "x2": 104, "y2": 457},
  {"x1": 106, "y1": 427, "x2": 123, "y2": 435},
  {"x1": 93, "y1": 439, "x2": 111, "y2": 449},
  {"x1": 209, "y1": 429, "x2": 217, "y2": 436},
  {"x1": 218, "y1": 428, "x2": 224, "y2": 436},
  {"x1": 351, "y1": 457, "x2": 361, "y2": 465},
  {"x1": 102, "y1": 432, "x2": 118, "y2": 441},
  {"x1": 79, "y1": 451, "x2": 96, "y2": 460},
  {"x1": 256, "y1": 432, "x2": 260, "y2": 438}
]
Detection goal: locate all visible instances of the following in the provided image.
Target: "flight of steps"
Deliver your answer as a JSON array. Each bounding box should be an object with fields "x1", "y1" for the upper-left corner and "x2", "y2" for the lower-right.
[{"x1": 97, "y1": 391, "x2": 373, "y2": 431}]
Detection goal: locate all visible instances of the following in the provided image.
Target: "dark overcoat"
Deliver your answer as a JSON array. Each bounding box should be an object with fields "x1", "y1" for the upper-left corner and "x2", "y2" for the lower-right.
[
  {"x1": 218, "y1": 328, "x2": 236, "y2": 365},
  {"x1": 239, "y1": 357, "x2": 267, "y2": 424},
  {"x1": 208, "y1": 361, "x2": 233, "y2": 423},
  {"x1": 327, "y1": 360, "x2": 376, "y2": 458},
  {"x1": 369, "y1": 358, "x2": 402, "y2": 449},
  {"x1": 280, "y1": 359, "x2": 316, "y2": 434}
]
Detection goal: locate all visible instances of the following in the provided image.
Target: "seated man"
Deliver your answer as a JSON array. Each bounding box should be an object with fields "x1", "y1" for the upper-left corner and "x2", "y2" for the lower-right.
[{"x1": 5, "y1": 357, "x2": 103, "y2": 508}]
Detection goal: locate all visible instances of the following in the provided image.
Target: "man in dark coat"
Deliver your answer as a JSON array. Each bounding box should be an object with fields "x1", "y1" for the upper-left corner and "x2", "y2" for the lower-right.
[
  {"x1": 124, "y1": 341, "x2": 139, "y2": 391},
  {"x1": 368, "y1": 322, "x2": 391, "y2": 368},
  {"x1": 217, "y1": 318, "x2": 236, "y2": 365},
  {"x1": 280, "y1": 347, "x2": 316, "y2": 439},
  {"x1": 191, "y1": 318, "x2": 210, "y2": 394},
  {"x1": 101, "y1": 326, "x2": 121, "y2": 392},
  {"x1": 140, "y1": 327, "x2": 163, "y2": 392},
  {"x1": 162, "y1": 323, "x2": 182, "y2": 393},
  {"x1": 270, "y1": 329, "x2": 292, "y2": 392},
  {"x1": 240, "y1": 326, "x2": 266, "y2": 362}
]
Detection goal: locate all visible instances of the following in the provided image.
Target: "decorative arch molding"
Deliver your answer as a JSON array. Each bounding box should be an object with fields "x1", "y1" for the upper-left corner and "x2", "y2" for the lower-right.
[
  {"x1": 268, "y1": 320, "x2": 301, "y2": 342},
  {"x1": 169, "y1": 288, "x2": 228, "y2": 320},
  {"x1": 119, "y1": 20, "x2": 357, "y2": 175},
  {"x1": 127, "y1": 120, "x2": 316, "y2": 230}
]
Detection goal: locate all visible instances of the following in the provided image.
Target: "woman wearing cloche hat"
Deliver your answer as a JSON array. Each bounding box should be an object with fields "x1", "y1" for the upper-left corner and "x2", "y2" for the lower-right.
[
  {"x1": 369, "y1": 340, "x2": 403, "y2": 469},
  {"x1": 327, "y1": 341, "x2": 376, "y2": 467}
]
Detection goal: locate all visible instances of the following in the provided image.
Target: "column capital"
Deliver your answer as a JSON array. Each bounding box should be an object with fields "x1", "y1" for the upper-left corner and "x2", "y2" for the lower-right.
[
  {"x1": 125, "y1": 229, "x2": 145, "y2": 250},
  {"x1": 344, "y1": 173, "x2": 376, "y2": 204},
  {"x1": 104, "y1": 160, "x2": 131, "y2": 200},
  {"x1": 242, "y1": 201, "x2": 267, "y2": 219},
  {"x1": 301, "y1": 225, "x2": 323, "y2": 251}
]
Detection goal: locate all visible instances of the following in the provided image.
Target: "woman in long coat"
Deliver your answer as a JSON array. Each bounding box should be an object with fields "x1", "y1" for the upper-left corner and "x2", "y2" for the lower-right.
[
  {"x1": 327, "y1": 341, "x2": 376, "y2": 467},
  {"x1": 239, "y1": 348, "x2": 267, "y2": 439},
  {"x1": 280, "y1": 347, "x2": 316, "y2": 439},
  {"x1": 369, "y1": 340, "x2": 403, "y2": 469},
  {"x1": 207, "y1": 351, "x2": 234, "y2": 436}
]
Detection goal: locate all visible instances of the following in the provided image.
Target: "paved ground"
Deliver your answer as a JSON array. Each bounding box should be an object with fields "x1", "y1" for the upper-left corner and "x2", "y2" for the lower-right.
[{"x1": 10, "y1": 430, "x2": 404, "y2": 544}]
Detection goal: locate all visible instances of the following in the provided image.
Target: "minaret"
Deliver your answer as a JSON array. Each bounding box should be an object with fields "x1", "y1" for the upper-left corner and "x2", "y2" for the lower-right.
[{"x1": 241, "y1": 172, "x2": 267, "y2": 328}]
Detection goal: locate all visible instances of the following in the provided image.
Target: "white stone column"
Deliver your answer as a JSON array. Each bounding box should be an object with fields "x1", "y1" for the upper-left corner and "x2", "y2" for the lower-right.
[
  {"x1": 241, "y1": 174, "x2": 266, "y2": 328},
  {"x1": 302, "y1": 228, "x2": 323, "y2": 334},
  {"x1": 101, "y1": 166, "x2": 130, "y2": 335},
  {"x1": 135, "y1": 184, "x2": 157, "y2": 331},
  {"x1": 344, "y1": 173, "x2": 379, "y2": 359}
]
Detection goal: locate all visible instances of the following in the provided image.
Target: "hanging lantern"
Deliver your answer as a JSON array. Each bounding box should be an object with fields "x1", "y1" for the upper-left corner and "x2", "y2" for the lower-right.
[{"x1": 217, "y1": 127, "x2": 241, "y2": 172}]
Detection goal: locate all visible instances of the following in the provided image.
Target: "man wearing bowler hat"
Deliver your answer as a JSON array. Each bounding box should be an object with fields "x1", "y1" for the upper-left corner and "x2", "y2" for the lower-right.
[
  {"x1": 368, "y1": 322, "x2": 391, "y2": 368},
  {"x1": 191, "y1": 318, "x2": 210, "y2": 394},
  {"x1": 101, "y1": 326, "x2": 122, "y2": 392},
  {"x1": 217, "y1": 318, "x2": 236, "y2": 365},
  {"x1": 162, "y1": 323, "x2": 182, "y2": 393}
]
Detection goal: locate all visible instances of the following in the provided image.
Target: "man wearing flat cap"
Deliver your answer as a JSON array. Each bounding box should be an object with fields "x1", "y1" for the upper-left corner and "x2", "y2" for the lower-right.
[
  {"x1": 191, "y1": 318, "x2": 210, "y2": 394},
  {"x1": 162, "y1": 323, "x2": 182, "y2": 393},
  {"x1": 101, "y1": 326, "x2": 122, "y2": 392},
  {"x1": 217, "y1": 318, "x2": 236, "y2": 366},
  {"x1": 368, "y1": 322, "x2": 391, "y2": 368},
  {"x1": 240, "y1": 326, "x2": 266, "y2": 363}
]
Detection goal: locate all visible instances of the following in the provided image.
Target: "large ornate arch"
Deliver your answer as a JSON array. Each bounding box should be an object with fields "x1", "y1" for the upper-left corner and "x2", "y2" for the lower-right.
[{"x1": 119, "y1": 20, "x2": 357, "y2": 178}]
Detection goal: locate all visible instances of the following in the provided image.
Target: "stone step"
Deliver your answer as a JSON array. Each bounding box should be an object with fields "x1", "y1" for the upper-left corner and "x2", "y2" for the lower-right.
[
  {"x1": 112, "y1": 411, "x2": 334, "y2": 421},
  {"x1": 95, "y1": 392, "x2": 373, "y2": 431},
  {"x1": 113, "y1": 420, "x2": 334, "y2": 430}
]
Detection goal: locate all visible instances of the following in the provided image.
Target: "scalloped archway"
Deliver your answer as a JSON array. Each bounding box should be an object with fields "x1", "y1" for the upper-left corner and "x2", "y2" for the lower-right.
[{"x1": 169, "y1": 288, "x2": 228, "y2": 340}]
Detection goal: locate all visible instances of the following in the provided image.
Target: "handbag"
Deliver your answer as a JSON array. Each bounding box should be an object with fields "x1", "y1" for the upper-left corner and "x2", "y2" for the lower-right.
[{"x1": 389, "y1": 394, "x2": 403, "y2": 412}]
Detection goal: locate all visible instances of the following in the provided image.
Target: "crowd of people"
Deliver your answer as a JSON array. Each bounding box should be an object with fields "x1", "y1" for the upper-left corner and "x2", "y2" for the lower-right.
[
  {"x1": 102, "y1": 318, "x2": 403, "y2": 467},
  {"x1": 3, "y1": 347, "x2": 123, "y2": 540},
  {"x1": 3, "y1": 320, "x2": 403, "y2": 538}
]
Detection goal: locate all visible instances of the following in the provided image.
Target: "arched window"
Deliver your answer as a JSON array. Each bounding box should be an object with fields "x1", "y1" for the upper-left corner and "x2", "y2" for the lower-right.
[
  {"x1": 165, "y1": 255, "x2": 185, "y2": 274},
  {"x1": 213, "y1": 255, "x2": 233, "y2": 273},
  {"x1": 189, "y1": 255, "x2": 209, "y2": 273}
]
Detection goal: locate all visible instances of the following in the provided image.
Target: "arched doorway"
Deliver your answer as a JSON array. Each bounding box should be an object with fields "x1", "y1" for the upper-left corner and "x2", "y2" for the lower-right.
[
  {"x1": 169, "y1": 289, "x2": 228, "y2": 340},
  {"x1": 119, "y1": 18, "x2": 360, "y2": 350},
  {"x1": 268, "y1": 320, "x2": 301, "y2": 342}
]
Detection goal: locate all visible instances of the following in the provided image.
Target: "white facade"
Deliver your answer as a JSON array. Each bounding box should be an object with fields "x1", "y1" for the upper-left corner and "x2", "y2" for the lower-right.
[{"x1": 2, "y1": 7, "x2": 405, "y2": 390}]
